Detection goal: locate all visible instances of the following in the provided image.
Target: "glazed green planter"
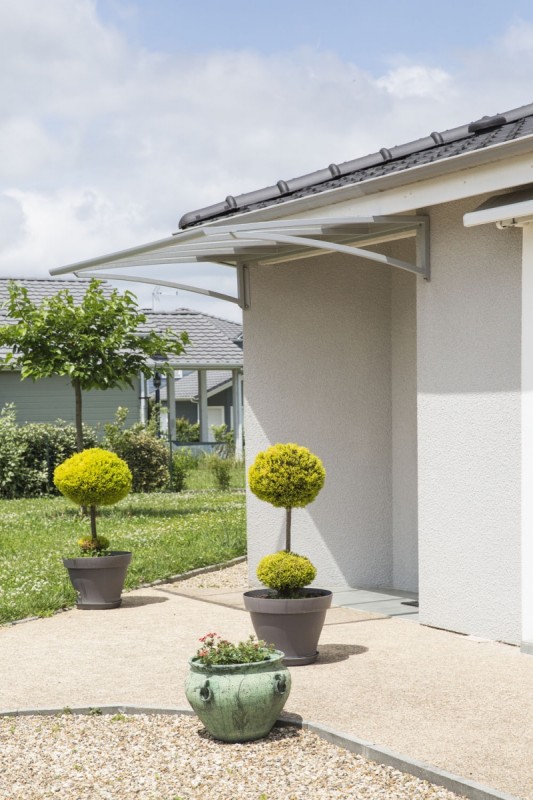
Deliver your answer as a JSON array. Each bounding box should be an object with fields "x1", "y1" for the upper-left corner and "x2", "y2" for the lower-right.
[{"x1": 185, "y1": 651, "x2": 291, "y2": 742}]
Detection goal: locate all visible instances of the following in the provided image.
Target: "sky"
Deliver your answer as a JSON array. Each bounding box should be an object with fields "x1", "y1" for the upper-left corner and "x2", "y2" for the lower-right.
[{"x1": 2, "y1": 0, "x2": 533, "y2": 322}]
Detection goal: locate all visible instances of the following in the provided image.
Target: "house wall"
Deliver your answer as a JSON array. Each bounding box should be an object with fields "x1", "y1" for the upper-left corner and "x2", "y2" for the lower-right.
[
  {"x1": 175, "y1": 387, "x2": 234, "y2": 427},
  {"x1": 0, "y1": 372, "x2": 140, "y2": 432},
  {"x1": 391, "y1": 270, "x2": 418, "y2": 591},
  {"x1": 244, "y1": 250, "x2": 396, "y2": 589},
  {"x1": 417, "y1": 196, "x2": 522, "y2": 643}
]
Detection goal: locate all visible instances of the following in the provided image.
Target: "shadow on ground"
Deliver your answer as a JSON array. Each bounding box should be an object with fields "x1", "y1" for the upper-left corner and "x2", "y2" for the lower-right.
[
  {"x1": 120, "y1": 595, "x2": 169, "y2": 608},
  {"x1": 315, "y1": 643, "x2": 368, "y2": 663}
]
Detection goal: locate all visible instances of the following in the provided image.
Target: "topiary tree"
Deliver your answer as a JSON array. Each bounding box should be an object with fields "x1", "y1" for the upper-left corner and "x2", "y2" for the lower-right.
[
  {"x1": 249, "y1": 443, "x2": 326, "y2": 596},
  {"x1": 248, "y1": 443, "x2": 325, "y2": 551},
  {"x1": 54, "y1": 448, "x2": 132, "y2": 553}
]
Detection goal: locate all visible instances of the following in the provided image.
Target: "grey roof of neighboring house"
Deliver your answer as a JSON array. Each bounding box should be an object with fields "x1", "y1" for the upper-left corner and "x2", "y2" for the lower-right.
[
  {"x1": 0, "y1": 278, "x2": 114, "y2": 312},
  {"x1": 156, "y1": 370, "x2": 233, "y2": 402},
  {"x1": 0, "y1": 279, "x2": 243, "y2": 369},
  {"x1": 179, "y1": 102, "x2": 533, "y2": 228},
  {"x1": 138, "y1": 310, "x2": 243, "y2": 367}
]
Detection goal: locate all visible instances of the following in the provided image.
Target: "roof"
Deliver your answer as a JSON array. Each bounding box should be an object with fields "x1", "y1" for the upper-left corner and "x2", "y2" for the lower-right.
[
  {"x1": 138, "y1": 309, "x2": 243, "y2": 368},
  {"x1": 156, "y1": 370, "x2": 233, "y2": 402},
  {"x1": 0, "y1": 278, "x2": 114, "y2": 309},
  {"x1": 178, "y1": 102, "x2": 533, "y2": 228},
  {"x1": 0, "y1": 279, "x2": 243, "y2": 370}
]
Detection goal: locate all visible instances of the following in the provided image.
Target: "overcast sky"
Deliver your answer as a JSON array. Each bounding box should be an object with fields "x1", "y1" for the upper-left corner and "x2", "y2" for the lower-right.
[{"x1": 2, "y1": 0, "x2": 533, "y2": 322}]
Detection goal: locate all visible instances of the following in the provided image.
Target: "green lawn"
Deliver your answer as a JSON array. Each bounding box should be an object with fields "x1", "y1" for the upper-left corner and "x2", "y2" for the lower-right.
[{"x1": 0, "y1": 490, "x2": 246, "y2": 624}]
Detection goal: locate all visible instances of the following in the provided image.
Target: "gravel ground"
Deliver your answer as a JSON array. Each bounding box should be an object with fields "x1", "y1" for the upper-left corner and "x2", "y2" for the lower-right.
[
  {"x1": 173, "y1": 559, "x2": 249, "y2": 590},
  {"x1": 0, "y1": 713, "x2": 462, "y2": 800}
]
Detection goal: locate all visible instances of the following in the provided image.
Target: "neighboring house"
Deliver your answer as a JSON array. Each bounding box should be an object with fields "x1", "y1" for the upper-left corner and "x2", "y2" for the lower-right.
[
  {"x1": 0, "y1": 280, "x2": 244, "y2": 453},
  {"x1": 139, "y1": 309, "x2": 243, "y2": 450},
  {"x1": 157, "y1": 369, "x2": 237, "y2": 432},
  {"x1": 0, "y1": 278, "x2": 140, "y2": 431},
  {"x1": 51, "y1": 101, "x2": 533, "y2": 653}
]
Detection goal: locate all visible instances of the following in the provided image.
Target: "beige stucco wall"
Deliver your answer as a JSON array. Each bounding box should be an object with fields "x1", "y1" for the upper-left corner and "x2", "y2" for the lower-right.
[
  {"x1": 391, "y1": 269, "x2": 418, "y2": 591},
  {"x1": 417, "y1": 197, "x2": 522, "y2": 643},
  {"x1": 244, "y1": 247, "x2": 412, "y2": 589}
]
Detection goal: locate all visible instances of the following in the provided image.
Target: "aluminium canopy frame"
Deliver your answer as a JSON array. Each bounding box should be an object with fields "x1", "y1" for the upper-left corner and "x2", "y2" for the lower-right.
[{"x1": 50, "y1": 215, "x2": 430, "y2": 308}]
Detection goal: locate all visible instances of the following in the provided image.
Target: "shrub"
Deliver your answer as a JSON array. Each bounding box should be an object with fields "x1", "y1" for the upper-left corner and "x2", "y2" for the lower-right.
[
  {"x1": 104, "y1": 407, "x2": 169, "y2": 492},
  {"x1": 17, "y1": 420, "x2": 98, "y2": 496},
  {"x1": 175, "y1": 417, "x2": 200, "y2": 443},
  {"x1": 0, "y1": 405, "x2": 27, "y2": 499},
  {"x1": 0, "y1": 405, "x2": 98, "y2": 498},
  {"x1": 256, "y1": 551, "x2": 317, "y2": 597},
  {"x1": 210, "y1": 454, "x2": 232, "y2": 491},
  {"x1": 170, "y1": 451, "x2": 192, "y2": 492}
]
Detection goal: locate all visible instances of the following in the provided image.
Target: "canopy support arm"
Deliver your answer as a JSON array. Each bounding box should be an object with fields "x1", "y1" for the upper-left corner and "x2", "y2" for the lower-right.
[
  {"x1": 232, "y1": 226, "x2": 429, "y2": 278},
  {"x1": 79, "y1": 271, "x2": 241, "y2": 306}
]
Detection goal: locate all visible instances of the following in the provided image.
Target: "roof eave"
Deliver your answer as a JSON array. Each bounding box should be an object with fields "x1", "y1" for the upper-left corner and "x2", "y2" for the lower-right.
[{"x1": 186, "y1": 133, "x2": 533, "y2": 229}]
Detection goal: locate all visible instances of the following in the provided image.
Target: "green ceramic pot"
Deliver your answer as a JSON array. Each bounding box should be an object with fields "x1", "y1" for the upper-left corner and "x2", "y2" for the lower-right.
[{"x1": 185, "y1": 651, "x2": 291, "y2": 742}]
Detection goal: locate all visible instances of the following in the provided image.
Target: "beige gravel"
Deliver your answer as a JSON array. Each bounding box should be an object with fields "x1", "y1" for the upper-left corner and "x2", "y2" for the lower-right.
[
  {"x1": 1, "y1": 560, "x2": 532, "y2": 799},
  {"x1": 0, "y1": 713, "x2": 461, "y2": 800}
]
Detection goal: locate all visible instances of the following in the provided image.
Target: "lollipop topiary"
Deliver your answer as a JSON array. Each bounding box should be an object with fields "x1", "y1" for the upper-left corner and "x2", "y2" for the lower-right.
[
  {"x1": 249, "y1": 443, "x2": 325, "y2": 596},
  {"x1": 54, "y1": 448, "x2": 132, "y2": 554}
]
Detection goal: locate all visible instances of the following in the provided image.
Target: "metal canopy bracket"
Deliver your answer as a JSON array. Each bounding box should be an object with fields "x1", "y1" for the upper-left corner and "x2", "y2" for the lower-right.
[{"x1": 50, "y1": 215, "x2": 430, "y2": 309}]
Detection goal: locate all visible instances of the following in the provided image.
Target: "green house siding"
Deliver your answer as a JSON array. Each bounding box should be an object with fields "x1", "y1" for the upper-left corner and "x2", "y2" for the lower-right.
[{"x1": 0, "y1": 371, "x2": 140, "y2": 431}]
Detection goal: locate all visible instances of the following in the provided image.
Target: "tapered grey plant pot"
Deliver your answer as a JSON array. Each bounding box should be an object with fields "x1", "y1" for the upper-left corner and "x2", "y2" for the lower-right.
[
  {"x1": 63, "y1": 551, "x2": 132, "y2": 610},
  {"x1": 243, "y1": 588, "x2": 332, "y2": 666}
]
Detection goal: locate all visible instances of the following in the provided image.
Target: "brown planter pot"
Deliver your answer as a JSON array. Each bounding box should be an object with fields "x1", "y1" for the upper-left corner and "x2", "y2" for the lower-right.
[
  {"x1": 243, "y1": 588, "x2": 332, "y2": 666},
  {"x1": 63, "y1": 551, "x2": 132, "y2": 610}
]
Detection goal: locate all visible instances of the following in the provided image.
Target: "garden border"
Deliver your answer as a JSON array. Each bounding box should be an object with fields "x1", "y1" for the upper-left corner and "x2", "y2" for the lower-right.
[
  {"x1": 3, "y1": 555, "x2": 247, "y2": 627},
  {"x1": 0, "y1": 704, "x2": 519, "y2": 800}
]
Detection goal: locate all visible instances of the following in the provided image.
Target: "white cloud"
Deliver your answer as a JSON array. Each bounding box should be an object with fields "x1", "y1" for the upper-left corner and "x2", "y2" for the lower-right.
[
  {"x1": 375, "y1": 66, "x2": 452, "y2": 99},
  {"x1": 1, "y1": 1, "x2": 533, "y2": 323}
]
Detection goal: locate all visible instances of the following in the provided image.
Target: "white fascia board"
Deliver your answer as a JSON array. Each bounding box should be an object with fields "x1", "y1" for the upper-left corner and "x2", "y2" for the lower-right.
[
  {"x1": 148, "y1": 361, "x2": 242, "y2": 370},
  {"x1": 464, "y1": 197, "x2": 533, "y2": 227},
  {"x1": 201, "y1": 136, "x2": 533, "y2": 228}
]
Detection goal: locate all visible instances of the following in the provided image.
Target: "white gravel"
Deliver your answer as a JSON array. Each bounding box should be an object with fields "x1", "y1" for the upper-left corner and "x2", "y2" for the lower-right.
[{"x1": 0, "y1": 712, "x2": 462, "y2": 800}]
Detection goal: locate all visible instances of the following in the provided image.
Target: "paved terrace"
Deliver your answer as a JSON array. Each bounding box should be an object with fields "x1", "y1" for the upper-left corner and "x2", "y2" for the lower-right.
[{"x1": 1, "y1": 561, "x2": 532, "y2": 799}]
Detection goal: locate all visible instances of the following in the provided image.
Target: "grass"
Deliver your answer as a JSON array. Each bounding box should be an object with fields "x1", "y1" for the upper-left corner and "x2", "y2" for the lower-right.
[
  {"x1": 175, "y1": 454, "x2": 246, "y2": 492},
  {"x1": 0, "y1": 490, "x2": 246, "y2": 625}
]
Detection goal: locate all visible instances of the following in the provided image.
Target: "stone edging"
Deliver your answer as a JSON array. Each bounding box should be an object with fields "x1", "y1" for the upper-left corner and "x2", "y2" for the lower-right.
[
  {"x1": 0, "y1": 705, "x2": 519, "y2": 800},
  {"x1": 3, "y1": 555, "x2": 247, "y2": 627}
]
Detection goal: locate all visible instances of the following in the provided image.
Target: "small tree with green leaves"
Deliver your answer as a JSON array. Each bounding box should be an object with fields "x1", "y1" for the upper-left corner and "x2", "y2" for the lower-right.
[
  {"x1": 54, "y1": 448, "x2": 132, "y2": 554},
  {"x1": 0, "y1": 279, "x2": 189, "y2": 451}
]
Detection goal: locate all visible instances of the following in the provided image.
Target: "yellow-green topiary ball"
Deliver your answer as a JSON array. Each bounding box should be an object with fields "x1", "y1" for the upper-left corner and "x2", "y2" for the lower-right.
[
  {"x1": 54, "y1": 448, "x2": 132, "y2": 508},
  {"x1": 256, "y1": 551, "x2": 317, "y2": 596},
  {"x1": 249, "y1": 443, "x2": 325, "y2": 509}
]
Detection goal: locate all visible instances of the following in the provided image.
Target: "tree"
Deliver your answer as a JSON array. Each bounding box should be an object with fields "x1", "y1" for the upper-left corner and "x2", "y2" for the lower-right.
[{"x1": 0, "y1": 279, "x2": 189, "y2": 451}]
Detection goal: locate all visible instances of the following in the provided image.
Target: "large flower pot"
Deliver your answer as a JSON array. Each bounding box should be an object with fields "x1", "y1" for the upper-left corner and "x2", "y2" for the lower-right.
[
  {"x1": 185, "y1": 651, "x2": 291, "y2": 743},
  {"x1": 243, "y1": 588, "x2": 332, "y2": 666},
  {"x1": 63, "y1": 551, "x2": 132, "y2": 610}
]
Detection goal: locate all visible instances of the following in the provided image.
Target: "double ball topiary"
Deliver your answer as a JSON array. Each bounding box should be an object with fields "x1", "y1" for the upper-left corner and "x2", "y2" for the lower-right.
[
  {"x1": 249, "y1": 443, "x2": 325, "y2": 595},
  {"x1": 54, "y1": 448, "x2": 132, "y2": 553}
]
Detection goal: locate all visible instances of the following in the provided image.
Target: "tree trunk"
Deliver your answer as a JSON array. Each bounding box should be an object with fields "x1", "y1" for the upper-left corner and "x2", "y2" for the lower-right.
[
  {"x1": 90, "y1": 506, "x2": 97, "y2": 541},
  {"x1": 285, "y1": 507, "x2": 292, "y2": 552},
  {"x1": 73, "y1": 378, "x2": 83, "y2": 452}
]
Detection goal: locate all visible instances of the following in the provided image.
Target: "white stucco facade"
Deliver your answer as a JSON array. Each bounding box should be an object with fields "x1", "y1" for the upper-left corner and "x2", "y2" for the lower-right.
[
  {"x1": 244, "y1": 184, "x2": 528, "y2": 647},
  {"x1": 48, "y1": 116, "x2": 533, "y2": 651}
]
